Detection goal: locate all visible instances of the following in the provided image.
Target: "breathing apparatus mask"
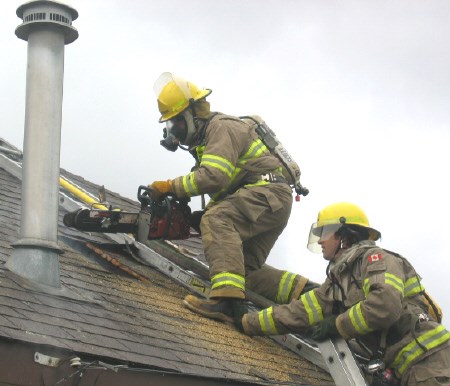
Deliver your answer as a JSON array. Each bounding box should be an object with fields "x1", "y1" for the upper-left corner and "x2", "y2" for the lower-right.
[{"x1": 160, "y1": 108, "x2": 196, "y2": 152}]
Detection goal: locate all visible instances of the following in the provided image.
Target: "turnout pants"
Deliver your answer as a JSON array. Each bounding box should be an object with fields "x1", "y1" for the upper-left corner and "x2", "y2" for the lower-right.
[{"x1": 200, "y1": 183, "x2": 297, "y2": 300}]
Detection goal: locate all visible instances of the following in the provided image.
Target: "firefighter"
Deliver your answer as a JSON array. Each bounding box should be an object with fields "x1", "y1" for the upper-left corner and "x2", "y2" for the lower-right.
[
  {"x1": 238, "y1": 202, "x2": 450, "y2": 385},
  {"x1": 149, "y1": 72, "x2": 316, "y2": 322}
]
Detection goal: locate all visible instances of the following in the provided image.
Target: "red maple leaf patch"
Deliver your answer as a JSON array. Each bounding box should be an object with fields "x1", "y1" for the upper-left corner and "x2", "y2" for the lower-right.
[{"x1": 368, "y1": 253, "x2": 382, "y2": 263}]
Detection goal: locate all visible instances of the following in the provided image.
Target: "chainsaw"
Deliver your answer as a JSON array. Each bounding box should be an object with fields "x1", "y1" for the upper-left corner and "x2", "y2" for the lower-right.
[{"x1": 63, "y1": 186, "x2": 192, "y2": 242}]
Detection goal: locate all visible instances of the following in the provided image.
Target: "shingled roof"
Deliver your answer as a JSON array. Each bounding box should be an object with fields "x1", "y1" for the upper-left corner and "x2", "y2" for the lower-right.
[{"x1": 0, "y1": 140, "x2": 333, "y2": 386}]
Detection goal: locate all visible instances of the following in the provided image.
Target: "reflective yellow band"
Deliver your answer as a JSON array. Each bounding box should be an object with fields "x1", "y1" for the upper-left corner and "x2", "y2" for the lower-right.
[
  {"x1": 392, "y1": 325, "x2": 450, "y2": 375},
  {"x1": 196, "y1": 145, "x2": 205, "y2": 161},
  {"x1": 182, "y1": 172, "x2": 199, "y2": 196},
  {"x1": 201, "y1": 138, "x2": 270, "y2": 202},
  {"x1": 172, "y1": 98, "x2": 188, "y2": 112},
  {"x1": 363, "y1": 278, "x2": 370, "y2": 297},
  {"x1": 385, "y1": 272, "x2": 404, "y2": 295},
  {"x1": 258, "y1": 306, "x2": 279, "y2": 335},
  {"x1": 366, "y1": 274, "x2": 422, "y2": 298},
  {"x1": 241, "y1": 138, "x2": 268, "y2": 161},
  {"x1": 405, "y1": 276, "x2": 424, "y2": 297},
  {"x1": 210, "y1": 166, "x2": 243, "y2": 202},
  {"x1": 276, "y1": 272, "x2": 297, "y2": 304},
  {"x1": 201, "y1": 154, "x2": 234, "y2": 178},
  {"x1": 211, "y1": 272, "x2": 245, "y2": 291},
  {"x1": 245, "y1": 180, "x2": 270, "y2": 188},
  {"x1": 319, "y1": 215, "x2": 367, "y2": 226},
  {"x1": 301, "y1": 290, "x2": 323, "y2": 326},
  {"x1": 210, "y1": 190, "x2": 226, "y2": 202},
  {"x1": 349, "y1": 302, "x2": 373, "y2": 335}
]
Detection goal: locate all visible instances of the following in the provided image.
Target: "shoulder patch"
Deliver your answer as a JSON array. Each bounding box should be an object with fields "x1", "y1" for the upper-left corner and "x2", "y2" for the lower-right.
[{"x1": 368, "y1": 253, "x2": 382, "y2": 263}]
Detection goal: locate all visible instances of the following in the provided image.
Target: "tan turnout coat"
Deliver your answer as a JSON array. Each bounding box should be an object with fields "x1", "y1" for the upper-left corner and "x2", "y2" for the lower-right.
[
  {"x1": 170, "y1": 113, "x2": 310, "y2": 300},
  {"x1": 243, "y1": 240, "x2": 450, "y2": 383}
]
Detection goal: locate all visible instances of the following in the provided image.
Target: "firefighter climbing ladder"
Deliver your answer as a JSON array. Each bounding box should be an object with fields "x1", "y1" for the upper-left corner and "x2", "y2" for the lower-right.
[{"x1": 0, "y1": 145, "x2": 369, "y2": 386}]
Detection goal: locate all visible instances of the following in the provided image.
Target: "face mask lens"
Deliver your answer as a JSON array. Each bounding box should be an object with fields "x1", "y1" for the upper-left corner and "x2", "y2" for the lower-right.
[
  {"x1": 166, "y1": 116, "x2": 187, "y2": 143},
  {"x1": 165, "y1": 120, "x2": 175, "y2": 135}
]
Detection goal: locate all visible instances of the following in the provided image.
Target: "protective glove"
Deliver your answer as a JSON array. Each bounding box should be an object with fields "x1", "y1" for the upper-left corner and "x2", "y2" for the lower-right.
[
  {"x1": 190, "y1": 210, "x2": 205, "y2": 234},
  {"x1": 309, "y1": 315, "x2": 339, "y2": 341},
  {"x1": 148, "y1": 180, "x2": 173, "y2": 201},
  {"x1": 231, "y1": 300, "x2": 248, "y2": 333}
]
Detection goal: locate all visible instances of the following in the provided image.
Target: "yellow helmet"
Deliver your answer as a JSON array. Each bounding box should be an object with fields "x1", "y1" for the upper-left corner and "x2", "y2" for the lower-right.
[
  {"x1": 153, "y1": 72, "x2": 212, "y2": 122},
  {"x1": 307, "y1": 202, "x2": 381, "y2": 253}
]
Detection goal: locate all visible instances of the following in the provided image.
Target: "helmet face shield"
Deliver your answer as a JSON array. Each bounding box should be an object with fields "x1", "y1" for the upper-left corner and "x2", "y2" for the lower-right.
[
  {"x1": 307, "y1": 223, "x2": 342, "y2": 253},
  {"x1": 154, "y1": 72, "x2": 212, "y2": 122}
]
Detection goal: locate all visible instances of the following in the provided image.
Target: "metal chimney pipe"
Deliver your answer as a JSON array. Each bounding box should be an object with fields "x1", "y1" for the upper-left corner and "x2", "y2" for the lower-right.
[{"x1": 6, "y1": 0, "x2": 78, "y2": 288}]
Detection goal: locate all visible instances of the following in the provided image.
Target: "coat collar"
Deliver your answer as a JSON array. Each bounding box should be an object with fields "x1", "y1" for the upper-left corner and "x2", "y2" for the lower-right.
[{"x1": 329, "y1": 240, "x2": 377, "y2": 276}]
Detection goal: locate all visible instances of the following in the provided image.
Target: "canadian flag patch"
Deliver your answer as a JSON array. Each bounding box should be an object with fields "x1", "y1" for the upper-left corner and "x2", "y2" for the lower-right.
[{"x1": 368, "y1": 253, "x2": 382, "y2": 263}]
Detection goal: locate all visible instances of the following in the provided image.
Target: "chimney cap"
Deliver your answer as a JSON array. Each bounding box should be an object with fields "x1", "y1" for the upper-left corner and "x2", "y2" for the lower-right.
[
  {"x1": 16, "y1": 0, "x2": 78, "y2": 44},
  {"x1": 16, "y1": 0, "x2": 78, "y2": 19}
]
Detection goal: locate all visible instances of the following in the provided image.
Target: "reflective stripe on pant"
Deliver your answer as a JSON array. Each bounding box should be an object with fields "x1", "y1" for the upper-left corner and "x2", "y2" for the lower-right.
[
  {"x1": 246, "y1": 264, "x2": 310, "y2": 304},
  {"x1": 201, "y1": 183, "x2": 293, "y2": 299}
]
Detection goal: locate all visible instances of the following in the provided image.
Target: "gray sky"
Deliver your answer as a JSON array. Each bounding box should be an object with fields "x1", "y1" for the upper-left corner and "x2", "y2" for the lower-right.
[{"x1": 1, "y1": 0, "x2": 450, "y2": 315}]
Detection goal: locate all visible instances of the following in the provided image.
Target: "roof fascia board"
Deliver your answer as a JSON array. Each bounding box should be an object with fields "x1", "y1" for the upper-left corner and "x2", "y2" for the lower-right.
[{"x1": 0, "y1": 340, "x2": 261, "y2": 386}]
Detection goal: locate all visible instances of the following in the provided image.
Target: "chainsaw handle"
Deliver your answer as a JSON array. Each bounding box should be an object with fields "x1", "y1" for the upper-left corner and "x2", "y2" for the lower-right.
[
  {"x1": 137, "y1": 185, "x2": 176, "y2": 209},
  {"x1": 138, "y1": 185, "x2": 177, "y2": 201},
  {"x1": 137, "y1": 185, "x2": 152, "y2": 208}
]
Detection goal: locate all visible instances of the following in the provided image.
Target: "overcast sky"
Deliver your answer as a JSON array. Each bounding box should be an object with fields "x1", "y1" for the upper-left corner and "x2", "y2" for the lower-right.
[{"x1": 1, "y1": 0, "x2": 450, "y2": 315}]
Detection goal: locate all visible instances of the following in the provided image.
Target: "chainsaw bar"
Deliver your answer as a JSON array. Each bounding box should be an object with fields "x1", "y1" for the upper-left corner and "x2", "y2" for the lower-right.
[
  {"x1": 63, "y1": 208, "x2": 139, "y2": 234},
  {"x1": 63, "y1": 186, "x2": 192, "y2": 241}
]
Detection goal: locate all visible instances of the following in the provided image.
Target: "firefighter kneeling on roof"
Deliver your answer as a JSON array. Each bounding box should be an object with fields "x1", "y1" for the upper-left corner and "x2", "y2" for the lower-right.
[
  {"x1": 149, "y1": 72, "x2": 316, "y2": 323},
  {"x1": 235, "y1": 202, "x2": 450, "y2": 386}
]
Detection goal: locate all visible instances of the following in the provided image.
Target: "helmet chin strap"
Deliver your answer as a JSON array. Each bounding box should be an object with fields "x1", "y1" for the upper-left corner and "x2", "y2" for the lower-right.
[
  {"x1": 331, "y1": 228, "x2": 346, "y2": 259},
  {"x1": 332, "y1": 238, "x2": 343, "y2": 259}
]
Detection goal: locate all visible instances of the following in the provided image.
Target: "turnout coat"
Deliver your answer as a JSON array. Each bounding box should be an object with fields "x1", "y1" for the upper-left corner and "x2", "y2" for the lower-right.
[
  {"x1": 243, "y1": 240, "x2": 450, "y2": 381},
  {"x1": 170, "y1": 113, "x2": 310, "y2": 301}
]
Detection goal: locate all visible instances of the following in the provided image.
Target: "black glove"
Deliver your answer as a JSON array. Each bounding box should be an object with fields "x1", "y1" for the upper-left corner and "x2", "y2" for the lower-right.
[
  {"x1": 190, "y1": 210, "x2": 205, "y2": 234},
  {"x1": 309, "y1": 315, "x2": 339, "y2": 341},
  {"x1": 231, "y1": 300, "x2": 248, "y2": 332}
]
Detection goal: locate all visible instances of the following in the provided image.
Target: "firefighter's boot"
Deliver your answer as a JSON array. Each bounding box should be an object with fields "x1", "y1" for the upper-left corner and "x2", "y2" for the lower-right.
[{"x1": 183, "y1": 294, "x2": 236, "y2": 323}]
